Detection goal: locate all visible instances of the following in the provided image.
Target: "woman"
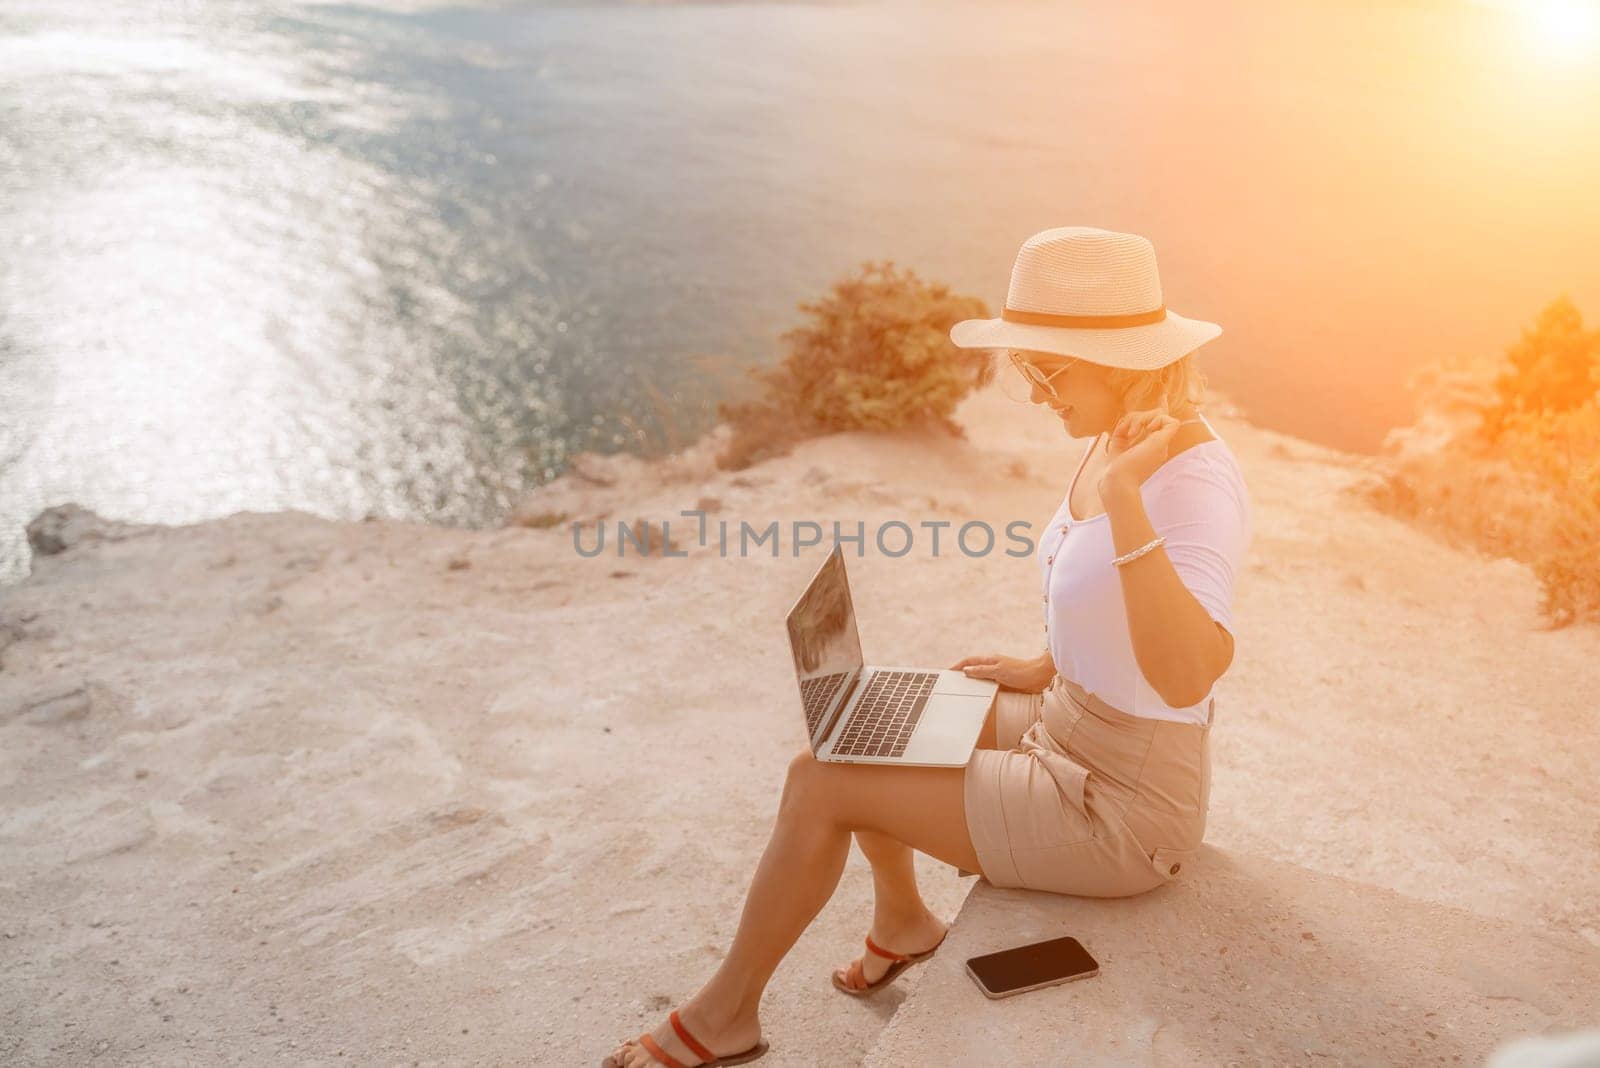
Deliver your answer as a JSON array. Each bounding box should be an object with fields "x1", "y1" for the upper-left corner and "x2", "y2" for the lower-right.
[{"x1": 602, "y1": 226, "x2": 1252, "y2": 1068}]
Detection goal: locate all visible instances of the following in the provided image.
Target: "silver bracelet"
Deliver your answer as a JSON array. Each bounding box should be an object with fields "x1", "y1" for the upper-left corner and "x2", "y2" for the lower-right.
[{"x1": 1111, "y1": 535, "x2": 1166, "y2": 568}]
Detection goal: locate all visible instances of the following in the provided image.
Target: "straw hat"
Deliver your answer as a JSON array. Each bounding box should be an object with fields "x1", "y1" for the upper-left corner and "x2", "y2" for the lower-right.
[{"x1": 949, "y1": 226, "x2": 1221, "y2": 370}]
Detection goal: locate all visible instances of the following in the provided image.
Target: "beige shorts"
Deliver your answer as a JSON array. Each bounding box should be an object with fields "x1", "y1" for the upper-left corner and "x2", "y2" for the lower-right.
[{"x1": 962, "y1": 674, "x2": 1214, "y2": 897}]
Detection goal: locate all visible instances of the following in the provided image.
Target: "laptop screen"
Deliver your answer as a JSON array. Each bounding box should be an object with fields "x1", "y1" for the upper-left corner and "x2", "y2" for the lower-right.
[{"x1": 785, "y1": 546, "x2": 865, "y2": 749}]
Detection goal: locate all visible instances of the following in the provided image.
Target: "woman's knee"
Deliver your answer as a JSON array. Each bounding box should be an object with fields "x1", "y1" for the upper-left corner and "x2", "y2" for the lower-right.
[{"x1": 779, "y1": 746, "x2": 824, "y2": 813}]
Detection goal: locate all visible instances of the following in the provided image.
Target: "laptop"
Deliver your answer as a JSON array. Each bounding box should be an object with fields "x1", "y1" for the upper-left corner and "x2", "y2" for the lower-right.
[{"x1": 785, "y1": 544, "x2": 998, "y2": 766}]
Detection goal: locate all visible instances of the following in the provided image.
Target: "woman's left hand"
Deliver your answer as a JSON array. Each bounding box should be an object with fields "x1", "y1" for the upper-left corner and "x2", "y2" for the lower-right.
[{"x1": 1098, "y1": 405, "x2": 1183, "y2": 494}]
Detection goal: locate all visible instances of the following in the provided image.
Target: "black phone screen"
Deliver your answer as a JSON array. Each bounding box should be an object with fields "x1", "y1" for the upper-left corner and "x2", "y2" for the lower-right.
[{"x1": 967, "y1": 935, "x2": 1099, "y2": 995}]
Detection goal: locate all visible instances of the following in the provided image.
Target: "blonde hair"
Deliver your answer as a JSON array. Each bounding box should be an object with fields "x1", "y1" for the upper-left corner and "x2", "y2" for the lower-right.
[{"x1": 1104, "y1": 350, "x2": 1208, "y2": 414}]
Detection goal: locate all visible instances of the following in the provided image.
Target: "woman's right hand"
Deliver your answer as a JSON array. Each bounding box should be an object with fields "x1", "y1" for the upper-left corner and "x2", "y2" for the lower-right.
[{"x1": 949, "y1": 652, "x2": 1055, "y2": 693}]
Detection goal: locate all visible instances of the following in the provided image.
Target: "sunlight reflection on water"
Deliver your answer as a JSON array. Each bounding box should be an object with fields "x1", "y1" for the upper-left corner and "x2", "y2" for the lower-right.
[{"x1": 3, "y1": 0, "x2": 1597, "y2": 582}]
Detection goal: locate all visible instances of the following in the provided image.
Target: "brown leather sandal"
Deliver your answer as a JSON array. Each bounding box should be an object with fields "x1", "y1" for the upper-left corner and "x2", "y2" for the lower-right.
[
  {"x1": 831, "y1": 929, "x2": 949, "y2": 997},
  {"x1": 599, "y1": 1008, "x2": 770, "y2": 1068}
]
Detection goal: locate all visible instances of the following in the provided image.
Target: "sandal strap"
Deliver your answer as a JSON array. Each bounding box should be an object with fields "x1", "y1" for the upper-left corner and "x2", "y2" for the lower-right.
[
  {"x1": 847, "y1": 956, "x2": 867, "y2": 989},
  {"x1": 638, "y1": 1033, "x2": 688, "y2": 1068},
  {"x1": 670, "y1": 1008, "x2": 717, "y2": 1063},
  {"x1": 865, "y1": 933, "x2": 912, "y2": 962}
]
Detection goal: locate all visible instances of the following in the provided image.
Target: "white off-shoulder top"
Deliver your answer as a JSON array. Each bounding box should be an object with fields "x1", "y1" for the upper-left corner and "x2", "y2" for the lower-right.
[{"x1": 1038, "y1": 412, "x2": 1252, "y2": 725}]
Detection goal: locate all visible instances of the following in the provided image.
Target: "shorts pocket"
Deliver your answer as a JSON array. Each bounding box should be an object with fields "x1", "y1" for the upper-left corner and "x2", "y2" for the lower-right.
[
  {"x1": 1046, "y1": 751, "x2": 1090, "y2": 820},
  {"x1": 1019, "y1": 725, "x2": 1094, "y2": 840}
]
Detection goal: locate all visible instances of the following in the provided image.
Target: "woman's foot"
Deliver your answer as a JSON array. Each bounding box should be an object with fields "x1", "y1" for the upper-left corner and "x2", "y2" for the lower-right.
[
  {"x1": 833, "y1": 909, "x2": 950, "y2": 990},
  {"x1": 604, "y1": 995, "x2": 764, "y2": 1068}
]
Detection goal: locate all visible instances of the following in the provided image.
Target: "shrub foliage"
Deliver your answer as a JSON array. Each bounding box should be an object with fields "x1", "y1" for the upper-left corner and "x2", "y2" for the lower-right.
[
  {"x1": 1365, "y1": 293, "x2": 1600, "y2": 626},
  {"x1": 717, "y1": 261, "x2": 995, "y2": 469}
]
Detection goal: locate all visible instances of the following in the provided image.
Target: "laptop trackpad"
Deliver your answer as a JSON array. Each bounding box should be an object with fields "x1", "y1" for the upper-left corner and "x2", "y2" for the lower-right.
[{"x1": 933, "y1": 669, "x2": 999, "y2": 697}]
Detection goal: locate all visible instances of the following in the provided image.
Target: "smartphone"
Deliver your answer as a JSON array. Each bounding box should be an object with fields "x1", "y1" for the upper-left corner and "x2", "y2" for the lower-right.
[{"x1": 965, "y1": 935, "x2": 1100, "y2": 999}]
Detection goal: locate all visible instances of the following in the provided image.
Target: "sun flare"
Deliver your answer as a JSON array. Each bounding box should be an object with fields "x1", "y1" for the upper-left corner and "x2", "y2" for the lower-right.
[{"x1": 1522, "y1": 0, "x2": 1600, "y2": 62}]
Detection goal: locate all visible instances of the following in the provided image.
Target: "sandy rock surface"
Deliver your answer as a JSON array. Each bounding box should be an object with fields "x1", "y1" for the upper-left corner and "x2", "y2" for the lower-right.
[
  {"x1": 2, "y1": 382, "x2": 1596, "y2": 1065},
  {"x1": 871, "y1": 848, "x2": 1600, "y2": 1066}
]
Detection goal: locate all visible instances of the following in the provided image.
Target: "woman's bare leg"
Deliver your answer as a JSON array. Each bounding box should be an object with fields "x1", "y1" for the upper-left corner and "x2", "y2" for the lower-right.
[
  {"x1": 835, "y1": 829, "x2": 949, "y2": 987},
  {"x1": 854, "y1": 828, "x2": 930, "y2": 922},
  {"x1": 833, "y1": 696, "x2": 999, "y2": 986},
  {"x1": 606, "y1": 749, "x2": 985, "y2": 1068}
]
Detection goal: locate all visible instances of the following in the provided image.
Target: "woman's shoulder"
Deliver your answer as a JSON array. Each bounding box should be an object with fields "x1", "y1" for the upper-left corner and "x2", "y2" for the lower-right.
[
  {"x1": 1150, "y1": 442, "x2": 1251, "y2": 517},
  {"x1": 1161, "y1": 437, "x2": 1244, "y2": 488}
]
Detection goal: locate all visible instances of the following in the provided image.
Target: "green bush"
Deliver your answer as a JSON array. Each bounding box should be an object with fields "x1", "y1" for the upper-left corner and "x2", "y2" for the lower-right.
[
  {"x1": 716, "y1": 260, "x2": 994, "y2": 470},
  {"x1": 1479, "y1": 294, "x2": 1597, "y2": 438},
  {"x1": 1365, "y1": 294, "x2": 1600, "y2": 626}
]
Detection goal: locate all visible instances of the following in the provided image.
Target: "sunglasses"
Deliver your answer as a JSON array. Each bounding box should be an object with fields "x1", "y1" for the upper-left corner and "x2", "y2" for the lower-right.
[{"x1": 1007, "y1": 350, "x2": 1076, "y2": 400}]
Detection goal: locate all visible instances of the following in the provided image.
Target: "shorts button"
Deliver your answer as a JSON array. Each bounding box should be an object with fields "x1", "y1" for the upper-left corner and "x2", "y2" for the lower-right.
[{"x1": 1169, "y1": 863, "x2": 1181, "y2": 875}]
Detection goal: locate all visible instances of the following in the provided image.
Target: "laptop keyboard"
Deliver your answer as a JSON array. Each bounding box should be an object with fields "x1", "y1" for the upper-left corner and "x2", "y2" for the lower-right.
[
  {"x1": 800, "y1": 671, "x2": 851, "y2": 738},
  {"x1": 835, "y1": 670, "x2": 939, "y2": 758}
]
